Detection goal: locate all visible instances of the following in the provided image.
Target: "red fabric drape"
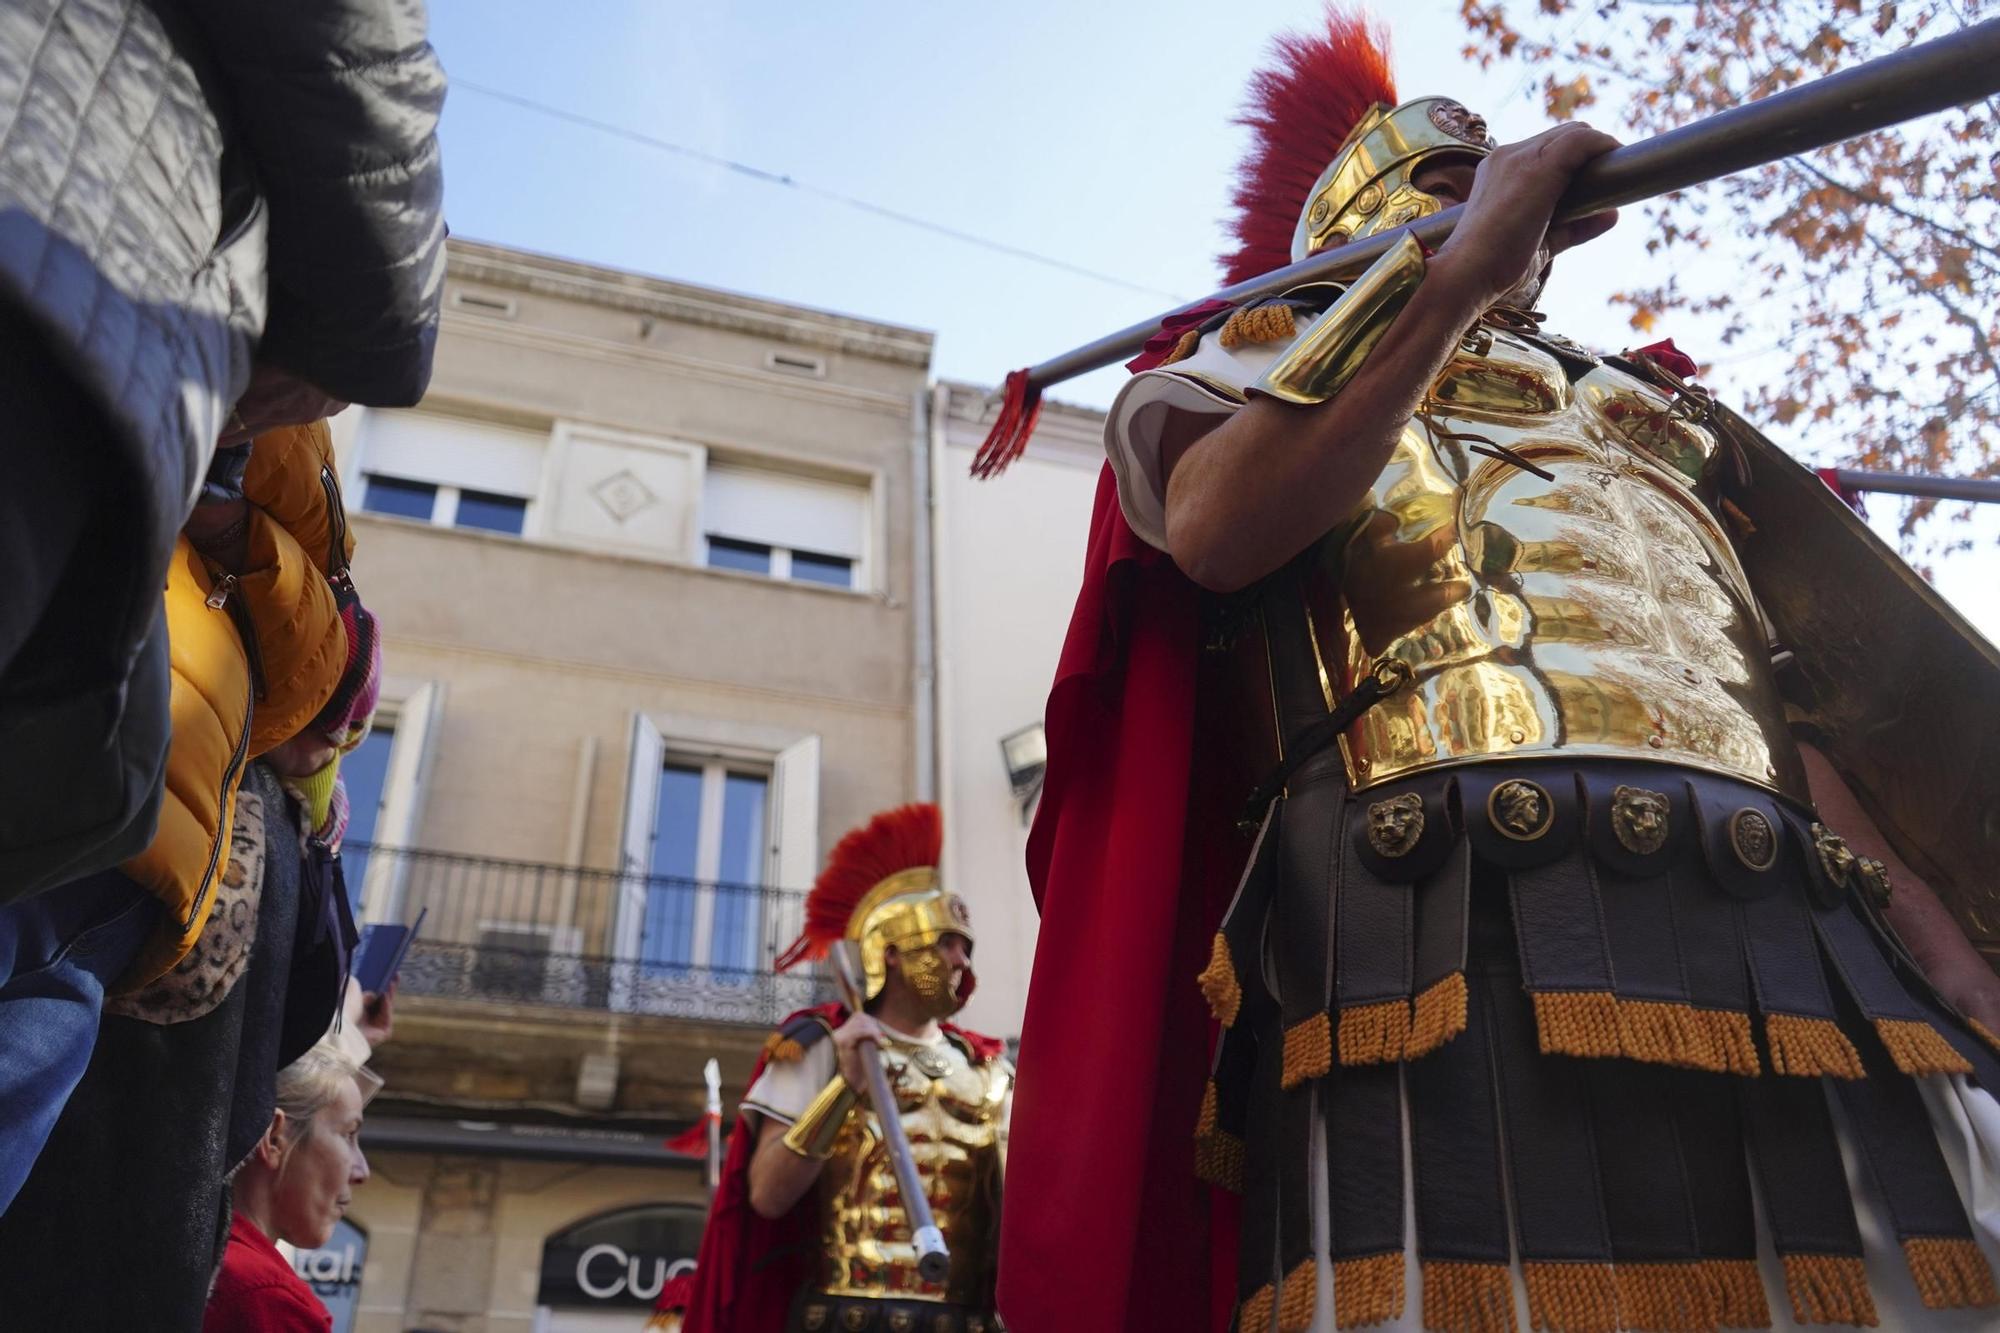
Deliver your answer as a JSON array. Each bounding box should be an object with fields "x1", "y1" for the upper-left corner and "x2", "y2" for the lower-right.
[{"x1": 998, "y1": 466, "x2": 1240, "y2": 1331}]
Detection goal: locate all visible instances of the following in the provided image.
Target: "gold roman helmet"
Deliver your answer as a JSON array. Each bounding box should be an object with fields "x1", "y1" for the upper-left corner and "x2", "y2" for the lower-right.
[
  {"x1": 774, "y1": 803, "x2": 975, "y2": 1008},
  {"x1": 1291, "y1": 96, "x2": 1496, "y2": 263},
  {"x1": 848, "y1": 864, "x2": 974, "y2": 1005}
]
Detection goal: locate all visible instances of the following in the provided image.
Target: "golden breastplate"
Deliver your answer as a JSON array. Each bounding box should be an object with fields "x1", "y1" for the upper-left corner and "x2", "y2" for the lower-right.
[
  {"x1": 814, "y1": 1040, "x2": 1010, "y2": 1304},
  {"x1": 1313, "y1": 330, "x2": 1807, "y2": 803}
]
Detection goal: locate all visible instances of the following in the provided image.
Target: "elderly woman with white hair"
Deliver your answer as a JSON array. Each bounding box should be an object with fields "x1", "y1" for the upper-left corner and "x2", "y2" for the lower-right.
[{"x1": 204, "y1": 1043, "x2": 377, "y2": 1333}]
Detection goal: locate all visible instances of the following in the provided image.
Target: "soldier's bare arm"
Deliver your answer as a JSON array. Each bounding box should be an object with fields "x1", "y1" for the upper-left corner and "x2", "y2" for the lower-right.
[
  {"x1": 1161, "y1": 123, "x2": 1619, "y2": 593},
  {"x1": 745, "y1": 1013, "x2": 884, "y2": 1219},
  {"x1": 1799, "y1": 742, "x2": 2000, "y2": 1032}
]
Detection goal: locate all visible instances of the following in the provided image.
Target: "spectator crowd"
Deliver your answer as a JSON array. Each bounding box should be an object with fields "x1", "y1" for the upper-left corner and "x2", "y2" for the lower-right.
[{"x1": 0, "y1": 0, "x2": 449, "y2": 1326}]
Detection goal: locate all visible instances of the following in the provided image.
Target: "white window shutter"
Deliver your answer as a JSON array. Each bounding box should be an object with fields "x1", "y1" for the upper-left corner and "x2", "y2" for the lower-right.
[
  {"x1": 616, "y1": 714, "x2": 666, "y2": 960},
  {"x1": 766, "y1": 735, "x2": 821, "y2": 969},
  {"x1": 769, "y1": 735, "x2": 821, "y2": 889},
  {"x1": 365, "y1": 681, "x2": 443, "y2": 924}
]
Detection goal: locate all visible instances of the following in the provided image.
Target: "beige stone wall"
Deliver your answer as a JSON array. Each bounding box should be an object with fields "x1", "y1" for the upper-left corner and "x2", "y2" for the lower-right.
[
  {"x1": 337, "y1": 240, "x2": 933, "y2": 1327},
  {"x1": 350, "y1": 1152, "x2": 705, "y2": 1332}
]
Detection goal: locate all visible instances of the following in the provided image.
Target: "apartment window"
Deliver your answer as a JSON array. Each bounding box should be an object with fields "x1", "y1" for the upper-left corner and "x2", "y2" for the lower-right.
[
  {"x1": 452, "y1": 488, "x2": 529, "y2": 536},
  {"x1": 337, "y1": 725, "x2": 397, "y2": 915},
  {"x1": 361, "y1": 476, "x2": 436, "y2": 522},
  {"x1": 644, "y1": 761, "x2": 769, "y2": 977},
  {"x1": 616, "y1": 717, "x2": 821, "y2": 1006},
  {"x1": 702, "y1": 464, "x2": 868, "y2": 590},
  {"x1": 363, "y1": 475, "x2": 529, "y2": 537},
  {"x1": 351, "y1": 410, "x2": 545, "y2": 538}
]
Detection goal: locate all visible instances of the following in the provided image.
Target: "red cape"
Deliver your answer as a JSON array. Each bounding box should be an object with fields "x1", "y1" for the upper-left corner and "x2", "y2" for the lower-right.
[
  {"x1": 680, "y1": 1002, "x2": 1006, "y2": 1333},
  {"x1": 996, "y1": 466, "x2": 1242, "y2": 1332}
]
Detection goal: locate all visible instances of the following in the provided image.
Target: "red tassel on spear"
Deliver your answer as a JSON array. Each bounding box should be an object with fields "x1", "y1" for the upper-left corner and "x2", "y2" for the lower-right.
[{"x1": 969, "y1": 368, "x2": 1044, "y2": 480}]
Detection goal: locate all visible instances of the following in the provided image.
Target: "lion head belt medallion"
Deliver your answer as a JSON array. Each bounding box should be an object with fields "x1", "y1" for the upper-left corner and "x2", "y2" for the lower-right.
[
  {"x1": 1366, "y1": 792, "x2": 1426, "y2": 857},
  {"x1": 1812, "y1": 822, "x2": 1856, "y2": 887},
  {"x1": 1488, "y1": 779, "x2": 1554, "y2": 841},
  {"x1": 1855, "y1": 856, "x2": 1892, "y2": 909},
  {"x1": 1730, "y1": 809, "x2": 1778, "y2": 871},
  {"x1": 1611, "y1": 785, "x2": 1670, "y2": 856}
]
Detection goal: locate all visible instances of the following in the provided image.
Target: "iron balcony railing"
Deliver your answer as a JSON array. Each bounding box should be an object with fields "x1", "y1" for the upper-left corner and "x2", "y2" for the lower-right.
[{"x1": 344, "y1": 843, "x2": 824, "y2": 1026}]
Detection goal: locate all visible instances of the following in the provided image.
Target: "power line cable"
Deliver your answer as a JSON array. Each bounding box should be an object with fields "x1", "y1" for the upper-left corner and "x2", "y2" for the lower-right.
[{"x1": 452, "y1": 78, "x2": 1189, "y2": 303}]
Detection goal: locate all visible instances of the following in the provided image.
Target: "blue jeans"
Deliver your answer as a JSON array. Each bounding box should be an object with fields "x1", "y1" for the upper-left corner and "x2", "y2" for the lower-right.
[{"x1": 0, "y1": 873, "x2": 159, "y2": 1213}]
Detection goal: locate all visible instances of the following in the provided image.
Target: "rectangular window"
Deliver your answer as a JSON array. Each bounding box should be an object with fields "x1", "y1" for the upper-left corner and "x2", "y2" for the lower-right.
[
  {"x1": 642, "y1": 759, "x2": 769, "y2": 980},
  {"x1": 705, "y1": 535, "x2": 773, "y2": 577},
  {"x1": 789, "y1": 549, "x2": 855, "y2": 589},
  {"x1": 338, "y1": 725, "x2": 397, "y2": 915},
  {"x1": 353, "y1": 410, "x2": 543, "y2": 537},
  {"x1": 454, "y1": 489, "x2": 528, "y2": 537},
  {"x1": 702, "y1": 464, "x2": 869, "y2": 589},
  {"x1": 362, "y1": 475, "x2": 439, "y2": 522}
]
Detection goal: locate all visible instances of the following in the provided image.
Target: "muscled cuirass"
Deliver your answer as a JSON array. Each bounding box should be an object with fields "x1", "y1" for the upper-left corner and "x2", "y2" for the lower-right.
[
  {"x1": 814, "y1": 1039, "x2": 1011, "y2": 1305},
  {"x1": 1302, "y1": 327, "x2": 1808, "y2": 803}
]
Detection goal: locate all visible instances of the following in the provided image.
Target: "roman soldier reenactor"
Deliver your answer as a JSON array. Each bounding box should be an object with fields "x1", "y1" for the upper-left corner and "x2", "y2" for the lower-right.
[
  {"x1": 1000, "y1": 10, "x2": 2000, "y2": 1331},
  {"x1": 680, "y1": 804, "x2": 1011, "y2": 1333}
]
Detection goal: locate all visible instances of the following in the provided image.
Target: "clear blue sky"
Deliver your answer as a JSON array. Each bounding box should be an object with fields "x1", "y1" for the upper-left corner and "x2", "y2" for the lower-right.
[{"x1": 427, "y1": 0, "x2": 1998, "y2": 637}]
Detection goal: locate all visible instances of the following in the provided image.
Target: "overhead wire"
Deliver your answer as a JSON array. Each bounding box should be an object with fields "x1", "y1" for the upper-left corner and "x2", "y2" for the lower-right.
[{"x1": 452, "y1": 78, "x2": 1189, "y2": 303}]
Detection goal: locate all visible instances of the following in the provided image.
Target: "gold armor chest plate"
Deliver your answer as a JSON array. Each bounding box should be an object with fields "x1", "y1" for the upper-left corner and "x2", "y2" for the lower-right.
[
  {"x1": 1314, "y1": 329, "x2": 1807, "y2": 802},
  {"x1": 815, "y1": 1039, "x2": 1010, "y2": 1304}
]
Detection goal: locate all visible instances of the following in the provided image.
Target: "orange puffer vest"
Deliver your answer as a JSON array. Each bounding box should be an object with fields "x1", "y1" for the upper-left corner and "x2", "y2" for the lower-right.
[{"x1": 118, "y1": 422, "x2": 352, "y2": 987}]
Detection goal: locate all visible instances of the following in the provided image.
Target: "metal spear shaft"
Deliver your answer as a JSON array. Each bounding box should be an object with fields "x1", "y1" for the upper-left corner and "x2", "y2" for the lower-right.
[
  {"x1": 829, "y1": 942, "x2": 951, "y2": 1284},
  {"x1": 1012, "y1": 17, "x2": 2000, "y2": 394},
  {"x1": 1831, "y1": 471, "x2": 2000, "y2": 504}
]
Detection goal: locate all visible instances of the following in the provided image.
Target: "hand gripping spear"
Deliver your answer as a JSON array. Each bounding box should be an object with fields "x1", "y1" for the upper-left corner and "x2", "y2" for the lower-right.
[
  {"x1": 828, "y1": 940, "x2": 952, "y2": 1283},
  {"x1": 971, "y1": 17, "x2": 2000, "y2": 478}
]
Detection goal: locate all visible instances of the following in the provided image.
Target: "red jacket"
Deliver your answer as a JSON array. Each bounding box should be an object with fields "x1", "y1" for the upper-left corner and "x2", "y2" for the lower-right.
[{"x1": 204, "y1": 1212, "x2": 331, "y2": 1333}]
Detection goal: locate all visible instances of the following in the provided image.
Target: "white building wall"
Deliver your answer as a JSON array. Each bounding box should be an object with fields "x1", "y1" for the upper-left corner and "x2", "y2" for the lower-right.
[{"x1": 933, "y1": 383, "x2": 1106, "y2": 1040}]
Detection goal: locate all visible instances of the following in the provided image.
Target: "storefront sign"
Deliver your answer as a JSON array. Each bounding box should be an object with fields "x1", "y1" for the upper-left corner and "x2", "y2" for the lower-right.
[
  {"x1": 539, "y1": 1204, "x2": 705, "y2": 1309},
  {"x1": 295, "y1": 1219, "x2": 366, "y2": 1333}
]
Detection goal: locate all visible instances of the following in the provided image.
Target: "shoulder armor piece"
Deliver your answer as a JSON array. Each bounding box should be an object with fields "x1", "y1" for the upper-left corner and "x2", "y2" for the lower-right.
[{"x1": 762, "y1": 1008, "x2": 839, "y2": 1064}]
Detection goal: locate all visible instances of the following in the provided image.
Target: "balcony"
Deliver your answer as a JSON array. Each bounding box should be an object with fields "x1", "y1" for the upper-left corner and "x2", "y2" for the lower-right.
[{"x1": 348, "y1": 843, "x2": 825, "y2": 1029}]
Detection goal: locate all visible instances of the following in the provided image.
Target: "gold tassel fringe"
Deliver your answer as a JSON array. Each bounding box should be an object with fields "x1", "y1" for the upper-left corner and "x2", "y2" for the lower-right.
[
  {"x1": 761, "y1": 1033, "x2": 805, "y2": 1063},
  {"x1": 1615, "y1": 999, "x2": 1723, "y2": 1072},
  {"x1": 1220, "y1": 303, "x2": 1299, "y2": 350},
  {"x1": 1778, "y1": 1253, "x2": 1877, "y2": 1327},
  {"x1": 1161, "y1": 327, "x2": 1202, "y2": 367},
  {"x1": 1421, "y1": 1261, "x2": 1516, "y2": 1333},
  {"x1": 1340, "y1": 1000, "x2": 1413, "y2": 1066},
  {"x1": 1194, "y1": 1079, "x2": 1245, "y2": 1190},
  {"x1": 1333, "y1": 1251, "x2": 1406, "y2": 1328},
  {"x1": 1902, "y1": 1236, "x2": 2000, "y2": 1309},
  {"x1": 1522, "y1": 1262, "x2": 1617, "y2": 1333},
  {"x1": 1196, "y1": 1079, "x2": 1220, "y2": 1138},
  {"x1": 1282, "y1": 1012, "x2": 1333, "y2": 1089},
  {"x1": 1241, "y1": 1282, "x2": 1276, "y2": 1333},
  {"x1": 1701, "y1": 1259, "x2": 1771, "y2": 1329},
  {"x1": 1200, "y1": 933, "x2": 1243, "y2": 1028},
  {"x1": 1278, "y1": 1258, "x2": 1319, "y2": 1331},
  {"x1": 1407, "y1": 973, "x2": 1470, "y2": 1060},
  {"x1": 1873, "y1": 1019, "x2": 1973, "y2": 1077},
  {"x1": 1764, "y1": 1015, "x2": 1865, "y2": 1079},
  {"x1": 1614, "y1": 1262, "x2": 1718, "y2": 1332},
  {"x1": 1702, "y1": 1010, "x2": 1762, "y2": 1077},
  {"x1": 1967, "y1": 1017, "x2": 2000, "y2": 1056},
  {"x1": 1531, "y1": 991, "x2": 1623, "y2": 1059}
]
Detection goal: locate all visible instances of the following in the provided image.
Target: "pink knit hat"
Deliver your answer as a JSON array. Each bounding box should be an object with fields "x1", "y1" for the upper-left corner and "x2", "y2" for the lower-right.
[{"x1": 311, "y1": 586, "x2": 382, "y2": 752}]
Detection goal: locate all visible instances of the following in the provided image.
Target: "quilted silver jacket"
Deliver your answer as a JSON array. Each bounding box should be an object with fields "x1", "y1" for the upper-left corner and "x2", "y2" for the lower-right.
[{"x1": 0, "y1": 0, "x2": 445, "y2": 897}]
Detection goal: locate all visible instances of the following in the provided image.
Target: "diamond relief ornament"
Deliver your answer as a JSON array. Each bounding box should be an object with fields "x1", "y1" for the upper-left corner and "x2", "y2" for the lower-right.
[{"x1": 590, "y1": 469, "x2": 657, "y2": 524}]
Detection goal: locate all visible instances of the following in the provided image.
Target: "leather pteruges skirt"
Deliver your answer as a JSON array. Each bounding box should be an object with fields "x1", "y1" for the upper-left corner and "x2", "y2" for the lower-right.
[{"x1": 1199, "y1": 757, "x2": 2000, "y2": 1333}]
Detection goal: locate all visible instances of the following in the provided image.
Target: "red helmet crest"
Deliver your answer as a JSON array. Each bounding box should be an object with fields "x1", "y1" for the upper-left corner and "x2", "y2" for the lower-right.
[{"x1": 1221, "y1": 8, "x2": 1398, "y2": 286}]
